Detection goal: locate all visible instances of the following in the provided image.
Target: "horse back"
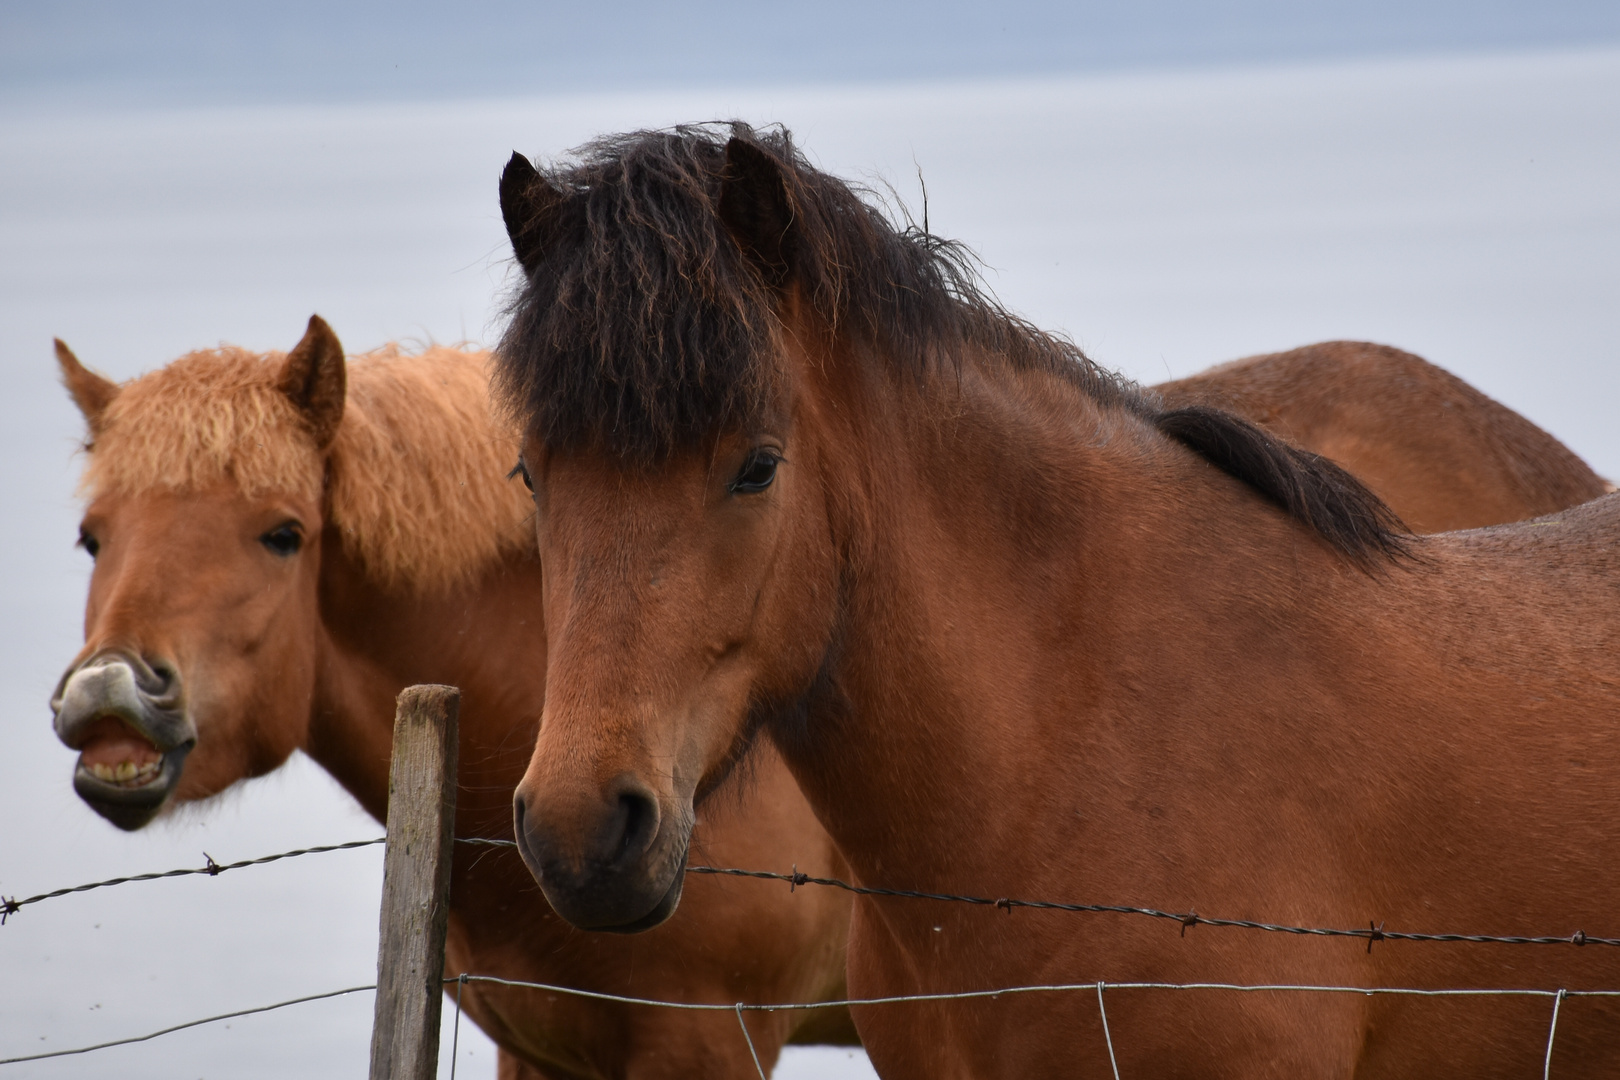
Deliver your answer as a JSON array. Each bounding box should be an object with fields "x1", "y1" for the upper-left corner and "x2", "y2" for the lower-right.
[{"x1": 1157, "y1": 341, "x2": 1611, "y2": 532}]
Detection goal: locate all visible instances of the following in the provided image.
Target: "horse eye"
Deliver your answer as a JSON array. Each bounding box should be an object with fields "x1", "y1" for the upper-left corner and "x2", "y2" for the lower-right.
[
  {"x1": 260, "y1": 523, "x2": 303, "y2": 557},
  {"x1": 78, "y1": 527, "x2": 100, "y2": 559},
  {"x1": 729, "y1": 450, "x2": 781, "y2": 495},
  {"x1": 508, "y1": 459, "x2": 534, "y2": 493}
]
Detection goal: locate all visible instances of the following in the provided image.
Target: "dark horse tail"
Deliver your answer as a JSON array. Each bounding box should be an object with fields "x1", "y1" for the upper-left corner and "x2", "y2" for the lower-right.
[{"x1": 1155, "y1": 405, "x2": 1413, "y2": 567}]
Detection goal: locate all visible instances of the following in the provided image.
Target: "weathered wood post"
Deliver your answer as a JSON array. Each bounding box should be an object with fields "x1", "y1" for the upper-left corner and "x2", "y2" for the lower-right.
[{"x1": 369, "y1": 684, "x2": 460, "y2": 1080}]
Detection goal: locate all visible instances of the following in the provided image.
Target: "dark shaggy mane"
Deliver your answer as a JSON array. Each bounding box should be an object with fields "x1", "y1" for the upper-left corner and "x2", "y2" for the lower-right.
[
  {"x1": 495, "y1": 122, "x2": 1146, "y2": 455},
  {"x1": 495, "y1": 121, "x2": 1408, "y2": 565},
  {"x1": 1157, "y1": 406, "x2": 1412, "y2": 565}
]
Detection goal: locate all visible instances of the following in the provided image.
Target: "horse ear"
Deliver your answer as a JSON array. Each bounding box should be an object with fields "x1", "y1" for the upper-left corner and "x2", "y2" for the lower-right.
[
  {"x1": 56, "y1": 339, "x2": 119, "y2": 437},
  {"x1": 501, "y1": 151, "x2": 563, "y2": 275},
  {"x1": 718, "y1": 137, "x2": 796, "y2": 287},
  {"x1": 277, "y1": 315, "x2": 346, "y2": 450}
]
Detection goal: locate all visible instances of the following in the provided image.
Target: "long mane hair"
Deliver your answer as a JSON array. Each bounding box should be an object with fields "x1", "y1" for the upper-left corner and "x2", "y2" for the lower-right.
[{"x1": 496, "y1": 121, "x2": 1408, "y2": 564}]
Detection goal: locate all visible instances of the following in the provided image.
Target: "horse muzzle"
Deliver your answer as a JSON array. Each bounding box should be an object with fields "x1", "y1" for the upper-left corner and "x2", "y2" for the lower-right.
[
  {"x1": 51, "y1": 651, "x2": 195, "y2": 831},
  {"x1": 512, "y1": 776, "x2": 692, "y2": 933}
]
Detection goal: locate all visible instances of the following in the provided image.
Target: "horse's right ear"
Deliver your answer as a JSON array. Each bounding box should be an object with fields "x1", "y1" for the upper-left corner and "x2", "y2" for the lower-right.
[
  {"x1": 718, "y1": 137, "x2": 796, "y2": 287},
  {"x1": 56, "y1": 339, "x2": 119, "y2": 437},
  {"x1": 500, "y1": 152, "x2": 563, "y2": 275},
  {"x1": 278, "y1": 315, "x2": 346, "y2": 450}
]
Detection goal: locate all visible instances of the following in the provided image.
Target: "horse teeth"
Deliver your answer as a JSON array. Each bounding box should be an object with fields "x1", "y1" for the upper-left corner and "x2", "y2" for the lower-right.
[{"x1": 86, "y1": 760, "x2": 160, "y2": 785}]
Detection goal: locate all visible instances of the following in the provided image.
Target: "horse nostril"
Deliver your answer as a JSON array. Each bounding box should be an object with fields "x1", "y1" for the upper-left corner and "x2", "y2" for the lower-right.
[
  {"x1": 146, "y1": 663, "x2": 176, "y2": 695},
  {"x1": 613, "y1": 789, "x2": 660, "y2": 865}
]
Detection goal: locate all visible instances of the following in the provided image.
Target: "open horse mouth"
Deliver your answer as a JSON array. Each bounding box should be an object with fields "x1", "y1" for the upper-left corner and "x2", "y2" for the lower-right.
[
  {"x1": 53, "y1": 654, "x2": 195, "y2": 830},
  {"x1": 68, "y1": 715, "x2": 190, "y2": 830},
  {"x1": 76, "y1": 716, "x2": 165, "y2": 787}
]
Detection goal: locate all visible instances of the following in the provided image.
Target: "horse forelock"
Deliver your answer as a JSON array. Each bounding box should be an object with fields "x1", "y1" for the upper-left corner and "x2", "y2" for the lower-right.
[
  {"x1": 81, "y1": 344, "x2": 533, "y2": 592},
  {"x1": 83, "y1": 347, "x2": 325, "y2": 504},
  {"x1": 493, "y1": 121, "x2": 1405, "y2": 564},
  {"x1": 494, "y1": 125, "x2": 779, "y2": 461}
]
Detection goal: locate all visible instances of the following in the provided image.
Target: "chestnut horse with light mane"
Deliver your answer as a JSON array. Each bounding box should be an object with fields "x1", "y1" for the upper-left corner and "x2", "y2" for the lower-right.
[
  {"x1": 48, "y1": 322, "x2": 854, "y2": 1080},
  {"x1": 495, "y1": 124, "x2": 1620, "y2": 1078}
]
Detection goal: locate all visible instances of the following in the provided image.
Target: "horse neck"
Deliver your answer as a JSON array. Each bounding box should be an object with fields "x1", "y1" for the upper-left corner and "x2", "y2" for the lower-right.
[
  {"x1": 308, "y1": 533, "x2": 545, "y2": 833},
  {"x1": 793, "y1": 349, "x2": 1375, "y2": 883}
]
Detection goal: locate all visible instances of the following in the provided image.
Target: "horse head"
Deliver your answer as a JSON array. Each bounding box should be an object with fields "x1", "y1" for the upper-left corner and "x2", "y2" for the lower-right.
[
  {"x1": 499, "y1": 131, "x2": 848, "y2": 931},
  {"x1": 51, "y1": 317, "x2": 344, "y2": 829}
]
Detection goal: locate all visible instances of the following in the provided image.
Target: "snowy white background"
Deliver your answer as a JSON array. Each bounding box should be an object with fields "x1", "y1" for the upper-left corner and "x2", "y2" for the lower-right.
[{"x1": 2, "y1": 30, "x2": 1618, "y2": 1080}]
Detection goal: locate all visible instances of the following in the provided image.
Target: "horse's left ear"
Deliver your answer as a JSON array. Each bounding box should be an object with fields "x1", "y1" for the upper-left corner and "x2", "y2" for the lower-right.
[
  {"x1": 277, "y1": 315, "x2": 346, "y2": 450},
  {"x1": 718, "y1": 137, "x2": 796, "y2": 287}
]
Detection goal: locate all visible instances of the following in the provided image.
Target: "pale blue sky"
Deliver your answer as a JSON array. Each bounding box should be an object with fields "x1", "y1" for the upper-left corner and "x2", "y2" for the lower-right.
[{"x1": 5, "y1": 0, "x2": 1620, "y2": 106}]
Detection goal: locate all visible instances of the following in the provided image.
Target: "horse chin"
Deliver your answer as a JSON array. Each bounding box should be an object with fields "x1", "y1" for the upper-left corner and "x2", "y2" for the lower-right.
[
  {"x1": 72, "y1": 744, "x2": 189, "y2": 831},
  {"x1": 590, "y1": 869, "x2": 686, "y2": 935},
  {"x1": 535, "y1": 843, "x2": 689, "y2": 934}
]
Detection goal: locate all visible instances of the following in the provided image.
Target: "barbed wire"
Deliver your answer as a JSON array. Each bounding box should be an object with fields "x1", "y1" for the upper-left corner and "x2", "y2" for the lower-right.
[
  {"x1": 465, "y1": 839, "x2": 1620, "y2": 949},
  {"x1": 683, "y1": 864, "x2": 1620, "y2": 949},
  {"x1": 0, "y1": 837, "x2": 387, "y2": 924},
  {"x1": 11, "y1": 834, "x2": 1616, "y2": 952}
]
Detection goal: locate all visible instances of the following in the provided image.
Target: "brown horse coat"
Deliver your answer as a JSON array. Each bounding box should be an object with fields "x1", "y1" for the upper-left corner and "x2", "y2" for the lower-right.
[
  {"x1": 1158, "y1": 340, "x2": 1611, "y2": 532},
  {"x1": 51, "y1": 323, "x2": 853, "y2": 1080},
  {"x1": 495, "y1": 125, "x2": 1620, "y2": 1079}
]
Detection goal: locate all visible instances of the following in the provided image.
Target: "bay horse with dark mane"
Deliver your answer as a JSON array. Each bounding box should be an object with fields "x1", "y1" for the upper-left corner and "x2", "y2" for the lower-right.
[
  {"x1": 49, "y1": 325, "x2": 855, "y2": 1079},
  {"x1": 495, "y1": 124, "x2": 1620, "y2": 1078}
]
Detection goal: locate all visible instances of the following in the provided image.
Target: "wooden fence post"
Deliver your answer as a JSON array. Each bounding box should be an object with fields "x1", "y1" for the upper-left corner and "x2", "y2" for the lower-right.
[{"x1": 369, "y1": 684, "x2": 460, "y2": 1080}]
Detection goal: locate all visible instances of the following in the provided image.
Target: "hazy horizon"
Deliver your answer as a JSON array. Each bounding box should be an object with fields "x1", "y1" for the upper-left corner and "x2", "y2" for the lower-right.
[{"x1": 5, "y1": 0, "x2": 1620, "y2": 109}]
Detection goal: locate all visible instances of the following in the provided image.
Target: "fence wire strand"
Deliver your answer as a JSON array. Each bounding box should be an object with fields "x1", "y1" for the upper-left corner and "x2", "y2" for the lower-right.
[
  {"x1": 0, "y1": 984, "x2": 377, "y2": 1066},
  {"x1": 466, "y1": 839, "x2": 1620, "y2": 950},
  {"x1": 450, "y1": 973, "x2": 467, "y2": 1080},
  {"x1": 455, "y1": 973, "x2": 1620, "y2": 1012},
  {"x1": 682, "y1": 864, "x2": 1620, "y2": 949},
  {"x1": 1545, "y1": 988, "x2": 1569, "y2": 1080},
  {"x1": 735, "y1": 1003, "x2": 768, "y2": 1080},
  {"x1": 1, "y1": 837, "x2": 386, "y2": 923},
  {"x1": 6, "y1": 969, "x2": 1616, "y2": 1068},
  {"x1": 10, "y1": 834, "x2": 1615, "y2": 954},
  {"x1": 9, "y1": 835, "x2": 1615, "y2": 950},
  {"x1": 1097, "y1": 982, "x2": 1121, "y2": 1080}
]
